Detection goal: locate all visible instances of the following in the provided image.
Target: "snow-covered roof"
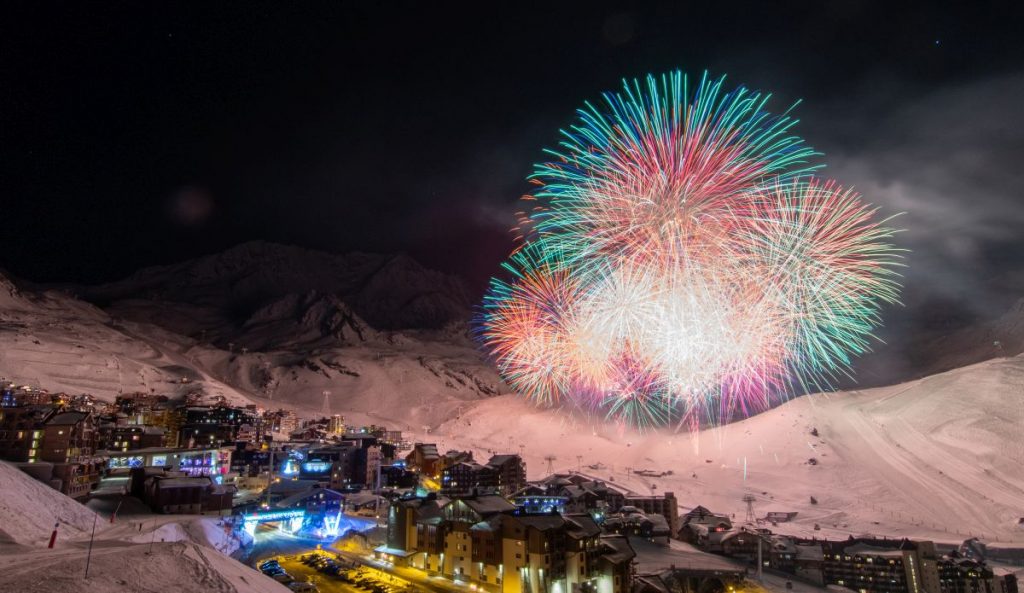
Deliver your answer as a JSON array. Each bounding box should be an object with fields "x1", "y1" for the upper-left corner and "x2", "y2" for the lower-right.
[
  {"x1": 795, "y1": 543, "x2": 824, "y2": 561},
  {"x1": 470, "y1": 515, "x2": 503, "y2": 532},
  {"x1": 844, "y1": 543, "x2": 906, "y2": 558},
  {"x1": 599, "y1": 535, "x2": 637, "y2": 565},
  {"x1": 565, "y1": 514, "x2": 602, "y2": 539},
  {"x1": 275, "y1": 486, "x2": 343, "y2": 508},
  {"x1": 46, "y1": 411, "x2": 89, "y2": 425},
  {"x1": 461, "y1": 495, "x2": 515, "y2": 515},
  {"x1": 486, "y1": 454, "x2": 519, "y2": 467}
]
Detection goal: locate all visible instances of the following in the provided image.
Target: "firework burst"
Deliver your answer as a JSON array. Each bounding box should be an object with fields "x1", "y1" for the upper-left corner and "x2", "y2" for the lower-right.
[{"x1": 479, "y1": 71, "x2": 902, "y2": 430}]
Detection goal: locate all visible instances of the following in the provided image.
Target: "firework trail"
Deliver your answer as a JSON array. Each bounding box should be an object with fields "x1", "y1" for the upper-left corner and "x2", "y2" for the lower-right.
[{"x1": 478, "y1": 71, "x2": 902, "y2": 430}]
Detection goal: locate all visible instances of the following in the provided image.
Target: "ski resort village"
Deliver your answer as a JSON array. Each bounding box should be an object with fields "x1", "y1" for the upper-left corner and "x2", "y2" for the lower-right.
[
  {"x1": 0, "y1": 369, "x2": 1021, "y2": 593},
  {"x1": 6, "y1": 4, "x2": 1024, "y2": 593}
]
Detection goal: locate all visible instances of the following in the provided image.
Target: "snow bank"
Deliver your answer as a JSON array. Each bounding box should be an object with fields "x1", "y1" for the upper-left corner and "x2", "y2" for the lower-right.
[
  {"x1": 0, "y1": 540, "x2": 291, "y2": 593},
  {"x1": 126, "y1": 521, "x2": 189, "y2": 544},
  {"x1": 0, "y1": 461, "x2": 104, "y2": 546}
]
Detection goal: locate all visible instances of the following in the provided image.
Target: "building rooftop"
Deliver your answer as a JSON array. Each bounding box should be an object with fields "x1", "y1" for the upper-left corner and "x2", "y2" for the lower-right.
[
  {"x1": 600, "y1": 535, "x2": 638, "y2": 565},
  {"x1": 486, "y1": 454, "x2": 519, "y2": 467},
  {"x1": 631, "y1": 538, "x2": 739, "y2": 575},
  {"x1": 470, "y1": 515, "x2": 504, "y2": 532},
  {"x1": 275, "y1": 486, "x2": 344, "y2": 509},
  {"x1": 510, "y1": 514, "x2": 566, "y2": 531},
  {"x1": 46, "y1": 411, "x2": 90, "y2": 426},
  {"x1": 462, "y1": 495, "x2": 516, "y2": 515},
  {"x1": 564, "y1": 514, "x2": 602, "y2": 539},
  {"x1": 844, "y1": 543, "x2": 907, "y2": 558}
]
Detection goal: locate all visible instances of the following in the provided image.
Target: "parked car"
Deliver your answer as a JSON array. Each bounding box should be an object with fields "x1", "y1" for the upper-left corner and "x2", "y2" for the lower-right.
[
  {"x1": 271, "y1": 572, "x2": 294, "y2": 583},
  {"x1": 288, "y1": 583, "x2": 319, "y2": 593}
]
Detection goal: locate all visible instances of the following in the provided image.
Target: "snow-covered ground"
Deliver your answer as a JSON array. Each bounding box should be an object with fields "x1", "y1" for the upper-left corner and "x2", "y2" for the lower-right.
[
  {"x1": 420, "y1": 354, "x2": 1024, "y2": 544},
  {"x1": 0, "y1": 461, "x2": 106, "y2": 545},
  {"x1": 0, "y1": 275, "x2": 255, "y2": 404},
  {"x1": 0, "y1": 459, "x2": 289, "y2": 593}
]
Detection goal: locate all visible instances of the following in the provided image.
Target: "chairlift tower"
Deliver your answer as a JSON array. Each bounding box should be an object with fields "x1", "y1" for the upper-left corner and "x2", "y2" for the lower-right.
[
  {"x1": 743, "y1": 494, "x2": 757, "y2": 524},
  {"x1": 544, "y1": 455, "x2": 557, "y2": 475}
]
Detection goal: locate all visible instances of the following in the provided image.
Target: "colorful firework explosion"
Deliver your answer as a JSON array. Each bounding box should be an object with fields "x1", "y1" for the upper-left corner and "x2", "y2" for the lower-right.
[{"x1": 479, "y1": 71, "x2": 902, "y2": 430}]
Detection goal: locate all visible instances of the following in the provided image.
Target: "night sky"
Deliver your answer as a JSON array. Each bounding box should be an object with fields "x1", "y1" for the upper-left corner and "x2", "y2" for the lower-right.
[{"x1": 3, "y1": 2, "x2": 1024, "y2": 325}]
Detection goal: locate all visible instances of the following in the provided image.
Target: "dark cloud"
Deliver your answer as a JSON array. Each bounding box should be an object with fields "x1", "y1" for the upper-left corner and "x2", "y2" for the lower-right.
[{"x1": 810, "y1": 71, "x2": 1024, "y2": 315}]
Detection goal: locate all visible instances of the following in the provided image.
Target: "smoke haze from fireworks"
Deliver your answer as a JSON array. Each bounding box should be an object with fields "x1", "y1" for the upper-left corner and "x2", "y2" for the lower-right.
[{"x1": 479, "y1": 71, "x2": 903, "y2": 430}]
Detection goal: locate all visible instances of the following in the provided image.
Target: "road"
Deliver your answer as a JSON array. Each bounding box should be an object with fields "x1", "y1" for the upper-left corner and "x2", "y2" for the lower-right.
[
  {"x1": 274, "y1": 555, "x2": 363, "y2": 593},
  {"x1": 254, "y1": 535, "x2": 493, "y2": 593}
]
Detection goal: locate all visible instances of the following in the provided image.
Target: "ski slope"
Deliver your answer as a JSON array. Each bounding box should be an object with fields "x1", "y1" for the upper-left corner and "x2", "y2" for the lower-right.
[
  {"x1": 424, "y1": 354, "x2": 1024, "y2": 544},
  {"x1": 0, "y1": 460, "x2": 289, "y2": 593}
]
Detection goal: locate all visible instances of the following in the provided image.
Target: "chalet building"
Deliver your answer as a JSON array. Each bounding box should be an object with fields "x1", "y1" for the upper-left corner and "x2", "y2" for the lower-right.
[
  {"x1": 438, "y1": 450, "x2": 475, "y2": 474},
  {"x1": 623, "y1": 492, "x2": 679, "y2": 536},
  {"x1": 756, "y1": 535, "x2": 1016, "y2": 593},
  {"x1": 406, "y1": 443, "x2": 441, "y2": 476},
  {"x1": 0, "y1": 404, "x2": 53, "y2": 462},
  {"x1": 514, "y1": 492, "x2": 570, "y2": 515},
  {"x1": 41, "y1": 411, "x2": 96, "y2": 463},
  {"x1": 441, "y1": 454, "x2": 527, "y2": 497},
  {"x1": 819, "y1": 538, "x2": 941, "y2": 593},
  {"x1": 603, "y1": 509, "x2": 671, "y2": 543},
  {"x1": 379, "y1": 492, "x2": 636, "y2": 593},
  {"x1": 143, "y1": 405, "x2": 184, "y2": 447},
  {"x1": 487, "y1": 454, "x2": 527, "y2": 496},
  {"x1": 937, "y1": 557, "x2": 1008, "y2": 593},
  {"x1": 677, "y1": 505, "x2": 733, "y2": 545},
  {"x1": 296, "y1": 440, "x2": 387, "y2": 489},
  {"x1": 717, "y1": 527, "x2": 767, "y2": 559},
  {"x1": 141, "y1": 473, "x2": 234, "y2": 514},
  {"x1": 533, "y1": 474, "x2": 627, "y2": 514},
  {"x1": 380, "y1": 464, "x2": 418, "y2": 488},
  {"x1": 112, "y1": 393, "x2": 170, "y2": 418},
  {"x1": 178, "y1": 406, "x2": 255, "y2": 447},
  {"x1": 765, "y1": 511, "x2": 799, "y2": 524},
  {"x1": 1, "y1": 406, "x2": 100, "y2": 498},
  {"x1": 441, "y1": 494, "x2": 517, "y2": 581},
  {"x1": 98, "y1": 424, "x2": 165, "y2": 451},
  {"x1": 441, "y1": 460, "x2": 486, "y2": 494},
  {"x1": 792, "y1": 541, "x2": 825, "y2": 583},
  {"x1": 384, "y1": 493, "x2": 450, "y2": 562}
]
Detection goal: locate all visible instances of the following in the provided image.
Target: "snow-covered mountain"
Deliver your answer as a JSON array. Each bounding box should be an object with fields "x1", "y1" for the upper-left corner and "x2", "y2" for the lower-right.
[
  {"x1": 2, "y1": 244, "x2": 1023, "y2": 544},
  {"x1": 66, "y1": 241, "x2": 472, "y2": 337},
  {"x1": 0, "y1": 271, "x2": 255, "y2": 403},
  {"x1": 0, "y1": 254, "x2": 507, "y2": 408},
  {"x1": 912, "y1": 297, "x2": 1024, "y2": 376}
]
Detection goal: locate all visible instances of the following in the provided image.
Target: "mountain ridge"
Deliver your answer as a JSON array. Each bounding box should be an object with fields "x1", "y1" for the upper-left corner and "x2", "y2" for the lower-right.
[{"x1": 60, "y1": 241, "x2": 473, "y2": 335}]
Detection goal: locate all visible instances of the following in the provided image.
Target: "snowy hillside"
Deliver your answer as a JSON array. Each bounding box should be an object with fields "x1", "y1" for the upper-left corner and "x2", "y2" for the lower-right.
[
  {"x1": 0, "y1": 263, "x2": 506, "y2": 409},
  {"x1": 0, "y1": 461, "x2": 104, "y2": 545},
  {"x1": 0, "y1": 273, "x2": 255, "y2": 403},
  {"x1": 0, "y1": 460, "x2": 289, "y2": 592},
  {"x1": 3, "y1": 243, "x2": 1023, "y2": 545},
  {"x1": 423, "y1": 354, "x2": 1024, "y2": 544}
]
